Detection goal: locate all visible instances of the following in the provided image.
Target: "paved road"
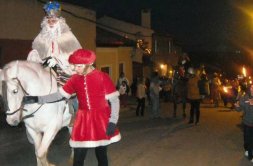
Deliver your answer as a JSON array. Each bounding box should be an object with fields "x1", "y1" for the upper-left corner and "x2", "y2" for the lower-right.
[{"x1": 0, "y1": 99, "x2": 252, "y2": 166}]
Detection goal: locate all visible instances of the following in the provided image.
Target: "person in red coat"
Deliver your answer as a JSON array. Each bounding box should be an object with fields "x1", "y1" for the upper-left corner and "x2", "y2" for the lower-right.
[{"x1": 23, "y1": 49, "x2": 121, "y2": 166}]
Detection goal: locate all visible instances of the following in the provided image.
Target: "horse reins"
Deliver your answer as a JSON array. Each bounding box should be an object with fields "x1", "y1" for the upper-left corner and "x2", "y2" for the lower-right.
[
  {"x1": 5, "y1": 77, "x2": 30, "y2": 120},
  {"x1": 4, "y1": 77, "x2": 42, "y2": 121},
  {"x1": 5, "y1": 68, "x2": 54, "y2": 121}
]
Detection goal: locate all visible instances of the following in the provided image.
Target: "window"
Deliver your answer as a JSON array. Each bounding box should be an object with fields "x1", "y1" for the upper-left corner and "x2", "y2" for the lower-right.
[{"x1": 119, "y1": 63, "x2": 124, "y2": 76}]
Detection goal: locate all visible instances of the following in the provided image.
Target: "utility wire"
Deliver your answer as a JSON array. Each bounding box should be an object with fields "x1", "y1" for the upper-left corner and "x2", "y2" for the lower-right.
[{"x1": 37, "y1": 0, "x2": 152, "y2": 38}]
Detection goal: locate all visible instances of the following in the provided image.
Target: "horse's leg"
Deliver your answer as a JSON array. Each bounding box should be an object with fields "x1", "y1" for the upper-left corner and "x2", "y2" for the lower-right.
[
  {"x1": 62, "y1": 105, "x2": 72, "y2": 127},
  {"x1": 59, "y1": 104, "x2": 73, "y2": 163},
  {"x1": 39, "y1": 152, "x2": 55, "y2": 166},
  {"x1": 67, "y1": 126, "x2": 74, "y2": 162},
  {"x1": 37, "y1": 125, "x2": 60, "y2": 166},
  {"x1": 26, "y1": 128, "x2": 34, "y2": 144},
  {"x1": 26, "y1": 127, "x2": 43, "y2": 166}
]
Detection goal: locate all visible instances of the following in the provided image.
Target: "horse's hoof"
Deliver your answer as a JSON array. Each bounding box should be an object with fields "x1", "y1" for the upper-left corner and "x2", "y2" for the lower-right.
[
  {"x1": 70, "y1": 149, "x2": 74, "y2": 159},
  {"x1": 68, "y1": 158, "x2": 73, "y2": 165},
  {"x1": 37, "y1": 149, "x2": 46, "y2": 159}
]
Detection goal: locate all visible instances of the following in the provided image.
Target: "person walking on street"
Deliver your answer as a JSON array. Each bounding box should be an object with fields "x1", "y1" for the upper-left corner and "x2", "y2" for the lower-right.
[
  {"x1": 149, "y1": 72, "x2": 161, "y2": 119},
  {"x1": 22, "y1": 49, "x2": 121, "y2": 166},
  {"x1": 130, "y1": 77, "x2": 138, "y2": 97},
  {"x1": 136, "y1": 77, "x2": 146, "y2": 116},
  {"x1": 235, "y1": 84, "x2": 253, "y2": 163},
  {"x1": 187, "y1": 67, "x2": 201, "y2": 125},
  {"x1": 145, "y1": 77, "x2": 151, "y2": 105},
  {"x1": 210, "y1": 72, "x2": 221, "y2": 107},
  {"x1": 119, "y1": 80, "x2": 128, "y2": 107},
  {"x1": 117, "y1": 72, "x2": 129, "y2": 89},
  {"x1": 198, "y1": 73, "x2": 210, "y2": 100}
]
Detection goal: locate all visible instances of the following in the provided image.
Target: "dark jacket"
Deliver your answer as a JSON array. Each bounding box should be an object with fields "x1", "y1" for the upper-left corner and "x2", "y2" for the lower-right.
[
  {"x1": 236, "y1": 94, "x2": 253, "y2": 126},
  {"x1": 187, "y1": 75, "x2": 201, "y2": 100}
]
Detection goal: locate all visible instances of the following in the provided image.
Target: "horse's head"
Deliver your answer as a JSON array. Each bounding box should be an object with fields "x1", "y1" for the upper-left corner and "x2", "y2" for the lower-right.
[
  {"x1": 2, "y1": 61, "x2": 57, "y2": 126},
  {"x1": 1, "y1": 61, "x2": 26, "y2": 126}
]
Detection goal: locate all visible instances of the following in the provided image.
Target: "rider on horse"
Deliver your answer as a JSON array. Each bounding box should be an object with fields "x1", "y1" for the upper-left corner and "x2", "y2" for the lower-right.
[
  {"x1": 27, "y1": 1, "x2": 81, "y2": 77},
  {"x1": 27, "y1": 1, "x2": 82, "y2": 123}
]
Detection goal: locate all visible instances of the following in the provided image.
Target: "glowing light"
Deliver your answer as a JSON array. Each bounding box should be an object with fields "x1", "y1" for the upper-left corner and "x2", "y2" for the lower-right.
[
  {"x1": 237, "y1": 5, "x2": 253, "y2": 21},
  {"x1": 223, "y1": 86, "x2": 228, "y2": 93},
  {"x1": 242, "y1": 66, "x2": 247, "y2": 77},
  {"x1": 136, "y1": 39, "x2": 151, "y2": 55},
  {"x1": 145, "y1": 48, "x2": 151, "y2": 54}
]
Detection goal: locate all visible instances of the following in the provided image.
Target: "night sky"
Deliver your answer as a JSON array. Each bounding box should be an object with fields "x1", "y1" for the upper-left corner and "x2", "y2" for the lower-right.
[{"x1": 62, "y1": 0, "x2": 253, "y2": 70}]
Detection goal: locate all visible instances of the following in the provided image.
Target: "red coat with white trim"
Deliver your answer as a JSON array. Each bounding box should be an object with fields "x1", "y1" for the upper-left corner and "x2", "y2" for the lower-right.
[{"x1": 60, "y1": 69, "x2": 121, "y2": 148}]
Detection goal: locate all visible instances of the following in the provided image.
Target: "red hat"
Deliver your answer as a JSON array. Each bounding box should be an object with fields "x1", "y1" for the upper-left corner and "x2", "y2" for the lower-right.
[{"x1": 69, "y1": 49, "x2": 96, "y2": 64}]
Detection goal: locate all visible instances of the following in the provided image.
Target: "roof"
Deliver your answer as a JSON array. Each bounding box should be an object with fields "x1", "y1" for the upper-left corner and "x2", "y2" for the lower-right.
[
  {"x1": 97, "y1": 16, "x2": 154, "y2": 41},
  {"x1": 96, "y1": 27, "x2": 136, "y2": 47}
]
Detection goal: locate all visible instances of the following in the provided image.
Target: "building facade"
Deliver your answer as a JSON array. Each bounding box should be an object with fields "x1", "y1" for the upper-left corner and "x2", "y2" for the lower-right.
[
  {"x1": 0, "y1": 0, "x2": 96, "y2": 67},
  {"x1": 97, "y1": 11, "x2": 154, "y2": 79},
  {"x1": 152, "y1": 33, "x2": 182, "y2": 77}
]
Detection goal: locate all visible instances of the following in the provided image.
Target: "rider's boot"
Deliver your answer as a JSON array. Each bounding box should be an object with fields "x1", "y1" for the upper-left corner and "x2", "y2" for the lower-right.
[{"x1": 69, "y1": 114, "x2": 75, "y2": 127}]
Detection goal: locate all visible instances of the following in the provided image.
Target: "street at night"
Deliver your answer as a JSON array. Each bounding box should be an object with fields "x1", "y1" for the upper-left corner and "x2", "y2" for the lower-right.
[
  {"x1": 0, "y1": 98, "x2": 252, "y2": 166},
  {"x1": 2, "y1": 1, "x2": 253, "y2": 166}
]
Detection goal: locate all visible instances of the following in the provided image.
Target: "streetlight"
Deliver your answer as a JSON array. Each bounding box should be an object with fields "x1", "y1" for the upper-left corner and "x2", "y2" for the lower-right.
[
  {"x1": 160, "y1": 64, "x2": 167, "y2": 76},
  {"x1": 160, "y1": 64, "x2": 165, "y2": 69},
  {"x1": 242, "y1": 66, "x2": 247, "y2": 77}
]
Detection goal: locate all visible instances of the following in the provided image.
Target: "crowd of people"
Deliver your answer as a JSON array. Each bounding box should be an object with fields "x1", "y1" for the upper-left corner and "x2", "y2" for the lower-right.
[
  {"x1": 115, "y1": 53, "x2": 253, "y2": 163},
  {"x1": 114, "y1": 52, "x2": 253, "y2": 164},
  {"x1": 115, "y1": 53, "x2": 251, "y2": 123}
]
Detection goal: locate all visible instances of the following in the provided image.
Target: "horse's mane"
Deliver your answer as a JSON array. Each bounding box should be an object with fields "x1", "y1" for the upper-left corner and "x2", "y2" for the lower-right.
[
  {"x1": 4, "y1": 60, "x2": 42, "y2": 70},
  {"x1": 3, "y1": 60, "x2": 49, "y2": 80}
]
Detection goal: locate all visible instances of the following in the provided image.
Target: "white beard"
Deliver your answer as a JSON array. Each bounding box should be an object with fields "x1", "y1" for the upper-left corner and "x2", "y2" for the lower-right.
[
  {"x1": 31, "y1": 17, "x2": 82, "y2": 60},
  {"x1": 42, "y1": 21, "x2": 62, "y2": 40}
]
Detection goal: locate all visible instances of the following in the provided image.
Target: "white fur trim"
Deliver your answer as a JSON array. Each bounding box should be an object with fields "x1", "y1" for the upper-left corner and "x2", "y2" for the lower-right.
[
  {"x1": 59, "y1": 87, "x2": 71, "y2": 99},
  {"x1": 69, "y1": 133, "x2": 121, "y2": 148},
  {"x1": 105, "y1": 91, "x2": 120, "y2": 100},
  {"x1": 27, "y1": 50, "x2": 43, "y2": 63}
]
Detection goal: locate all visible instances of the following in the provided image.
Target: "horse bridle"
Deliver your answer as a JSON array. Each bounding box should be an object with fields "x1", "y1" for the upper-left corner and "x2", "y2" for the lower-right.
[
  {"x1": 4, "y1": 68, "x2": 53, "y2": 121},
  {"x1": 4, "y1": 77, "x2": 32, "y2": 120}
]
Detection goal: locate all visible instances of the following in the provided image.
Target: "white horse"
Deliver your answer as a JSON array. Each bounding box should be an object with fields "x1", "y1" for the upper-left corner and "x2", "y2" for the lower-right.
[{"x1": 1, "y1": 60, "x2": 72, "y2": 166}]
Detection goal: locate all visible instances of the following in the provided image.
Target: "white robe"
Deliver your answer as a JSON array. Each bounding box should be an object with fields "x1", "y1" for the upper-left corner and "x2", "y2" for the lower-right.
[{"x1": 27, "y1": 17, "x2": 82, "y2": 75}]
